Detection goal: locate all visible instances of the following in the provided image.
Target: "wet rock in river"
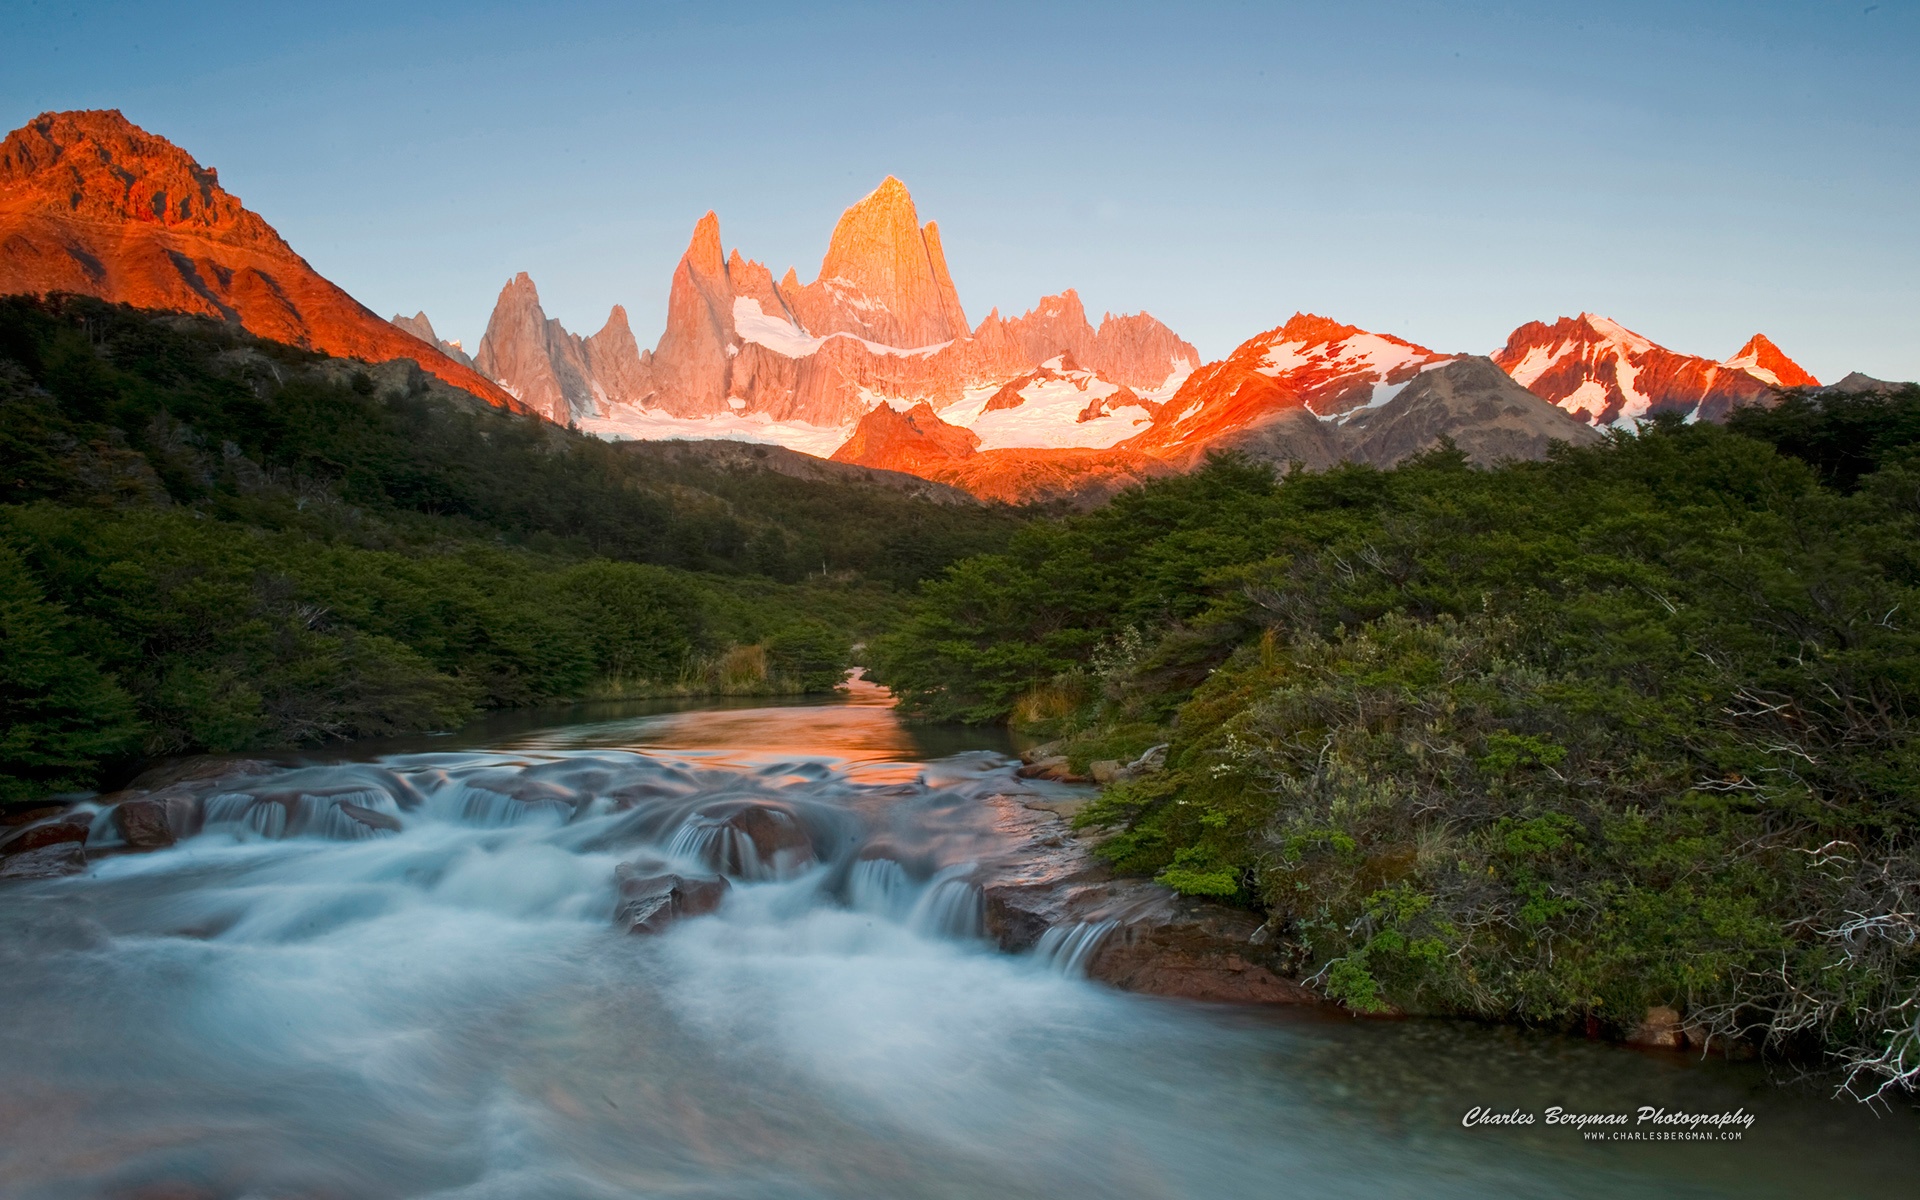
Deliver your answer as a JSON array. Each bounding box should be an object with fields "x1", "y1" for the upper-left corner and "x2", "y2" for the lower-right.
[
  {"x1": 338, "y1": 801, "x2": 403, "y2": 833},
  {"x1": 0, "y1": 841, "x2": 86, "y2": 879},
  {"x1": 127, "y1": 757, "x2": 280, "y2": 792},
  {"x1": 112, "y1": 797, "x2": 179, "y2": 849},
  {"x1": 677, "y1": 800, "x2": 818, "y2": 879},
  {"x1": 0, "y1": 810, "x2": 90, "y2": 855},
  {"x1": 1014, "y1": 756, "x2": 1087, "y2": 783},
  {"x1": 975, "y1": 794, "x2": 1319, "y2": 1006},
  {"x1": 615, "y1": 866, "x2": 731, "y2": 935}
]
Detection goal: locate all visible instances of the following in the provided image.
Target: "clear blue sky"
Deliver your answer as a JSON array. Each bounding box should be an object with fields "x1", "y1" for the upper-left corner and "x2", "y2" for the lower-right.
[{"x1": 6, "y1": 0, "x2": 1917, "y2": 381}]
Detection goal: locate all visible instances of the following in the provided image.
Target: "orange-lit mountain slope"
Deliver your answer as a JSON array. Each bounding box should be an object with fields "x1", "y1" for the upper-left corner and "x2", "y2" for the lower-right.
[{"x1": 0, "y1": 110, "x2": 520, "y2": 410}]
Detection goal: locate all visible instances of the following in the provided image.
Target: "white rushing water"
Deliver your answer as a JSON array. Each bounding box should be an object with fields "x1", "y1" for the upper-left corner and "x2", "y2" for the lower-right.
[{"x1": 1, "y1": 696, "x2": 1916, "y2": 1199}]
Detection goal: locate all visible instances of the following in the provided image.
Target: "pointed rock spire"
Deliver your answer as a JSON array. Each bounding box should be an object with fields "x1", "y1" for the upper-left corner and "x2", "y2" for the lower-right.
[
  {"x1": 1726, "y1": 333, "x2": 1819, "y2": 388},
  {"x1": 474, "y1": 273, "x2": 598, "y2": 423},
  {"x1": 585, "y1": 304, "x2": 650, "y2": 405},
  {"x1": 792, "y1": 177, "x2": 970, "y2": 348},
  {"x1": 646, "y1": 213, "x2": 739, "y2": 416}
]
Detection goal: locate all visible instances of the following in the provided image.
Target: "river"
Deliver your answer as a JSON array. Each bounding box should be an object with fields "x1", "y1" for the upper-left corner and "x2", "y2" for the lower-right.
[{"x1": 1, "y1": 686, "x2": 1915, "y2": 1198}]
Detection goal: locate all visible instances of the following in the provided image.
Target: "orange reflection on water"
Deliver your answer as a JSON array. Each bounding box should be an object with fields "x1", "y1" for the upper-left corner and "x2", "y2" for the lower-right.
[{"x1": 507, "y1": 674, "x2": 938, "y2": 783}]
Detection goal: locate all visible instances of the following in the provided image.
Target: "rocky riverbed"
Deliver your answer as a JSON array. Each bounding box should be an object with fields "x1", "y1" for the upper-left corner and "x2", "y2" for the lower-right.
[{"x1": 0, "y1": 739, "x2": 1323, "y2": 1009}]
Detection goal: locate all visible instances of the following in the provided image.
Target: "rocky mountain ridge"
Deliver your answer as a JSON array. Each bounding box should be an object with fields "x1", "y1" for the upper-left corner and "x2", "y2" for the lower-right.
[
  {"x1": 1491, "y1": 313, "x2": 1819, "y2": 426},
  {"x1": 469, "y1": 177, "x2": 1198, "y2": 436},
  {"x1": 0, "y1": 110, "x2": 520, "y2": 410},
  {"x1": 0, "y1": 111, "x2": 1870, "y2": 508}
]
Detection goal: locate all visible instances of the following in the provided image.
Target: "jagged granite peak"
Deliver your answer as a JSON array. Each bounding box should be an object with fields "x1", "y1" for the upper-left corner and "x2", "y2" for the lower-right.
[
  {"x1": 391, "y1": 310, "x2": 440, "y2": 344},
  {"x1": 685, "y1": 210, "x2": 727, "y2": 281},
  {"x1": 584, "y1": 305, "x2": 649, "y2": 406},
  {"x1": 791, "y1": 177, "x2": 970, "y2": 348},
  {"x1": 1492, "y1": 313, "x2": 1812, "y2": 427},
  {"x1": 1724, "y1": 333, "x2": 1819, "y2": 388},
  {"x1": 490, "y1": 177, "x2": 1199, "y2": 436},
  {"x1": 1006, "y1": 289, "x2": 1095, "y2": 367},
  {"x1": 389, "y1": 310, "x2": 474, "y2": 367},
  {"x1": 1001, "y1": 288, "x2": 1199, "y2": 390},
  {"x1": 473, "y1": 272, "x2": 599, "y2": 424},
  {"x1": 644, "y1": 212, "x2": 740, "y2": 416},
  {"x1": 0, "y1": 110, "x2": 519, "y2": 409}
]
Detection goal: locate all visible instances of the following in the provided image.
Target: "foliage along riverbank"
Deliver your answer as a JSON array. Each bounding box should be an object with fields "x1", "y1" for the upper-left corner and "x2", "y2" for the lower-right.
[
  {"x1": 0, "y1": 297, "x2": 1025, "y2": 803},
  {"x1": 872, "y1": 388, "x2": 1920, "y2": 1099}
]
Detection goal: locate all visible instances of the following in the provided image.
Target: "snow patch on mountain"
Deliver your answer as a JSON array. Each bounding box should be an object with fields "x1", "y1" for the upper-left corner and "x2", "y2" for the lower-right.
[
  {"x1": 942, "y1": 377, "x2": 1153, "y2": 451},
  {"x1": 1256, "y1": 332, "x2": 1432, "y2": 385},
  {"x1": 580, "y1": 406, "x2": 851, "y2": 457},
  {"x1": 731, "y1": 297, "x2": 952, "y2": 360}
]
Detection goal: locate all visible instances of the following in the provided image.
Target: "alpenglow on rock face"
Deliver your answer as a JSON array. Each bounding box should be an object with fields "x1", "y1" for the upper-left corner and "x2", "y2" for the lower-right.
[
  {"x1": 0, "y1": 109, "x2": 1831, "y2": 506},
  {"x1": 0, "y1": 110, "x2": 519, "y2": 409},
  {"x1": 472, "y1": 177, "x2": 1201, "y2": 440},
  {"x1": 1491, "y1": 313, "x2": 1820, "y2": 427},
  {"x1": 790, "y1": 176, "x2": 971, "y2": 348}
]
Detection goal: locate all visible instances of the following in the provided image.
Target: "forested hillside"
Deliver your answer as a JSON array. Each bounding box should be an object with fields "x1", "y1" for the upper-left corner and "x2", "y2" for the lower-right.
[
  {"x1": 874, "y1": 388, "x2": 1920, "y2": 1096},
  {"x1": 0, "y1": 296, "x2": 1024, "y2": 802}
]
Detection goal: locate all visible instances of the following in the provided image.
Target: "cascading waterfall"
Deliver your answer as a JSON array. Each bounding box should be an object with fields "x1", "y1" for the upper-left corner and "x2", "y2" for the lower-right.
[
  {"x1": 908, "y1": 867, "x2": 985, "y2": 939},
  {"x1": 1035, "y1": 919, "x2": 1117, "y2": 976},
  {"x1": 1, "y1": 700, "x2": 1901, "y2": 1200}
]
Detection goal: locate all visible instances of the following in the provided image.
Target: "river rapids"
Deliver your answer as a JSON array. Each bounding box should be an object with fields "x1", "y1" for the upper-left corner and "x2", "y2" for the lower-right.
[{"x1": 0, "y1": 690, "x2": 1914, "y2": 1198}]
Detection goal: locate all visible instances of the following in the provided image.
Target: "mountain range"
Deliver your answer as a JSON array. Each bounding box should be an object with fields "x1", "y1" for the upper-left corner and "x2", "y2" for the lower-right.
[{"x1": 0, "y1": 110, "x2": 1860, "y2": 504}]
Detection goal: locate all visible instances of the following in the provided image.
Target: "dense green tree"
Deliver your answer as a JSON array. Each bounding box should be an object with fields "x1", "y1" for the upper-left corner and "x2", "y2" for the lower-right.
[
  {"x1": 880, "y1": 418, "x2": 1920, "y2": 1096},
  {"x1": 0, "y1": 541, "x2": 141, "y2": 800}
]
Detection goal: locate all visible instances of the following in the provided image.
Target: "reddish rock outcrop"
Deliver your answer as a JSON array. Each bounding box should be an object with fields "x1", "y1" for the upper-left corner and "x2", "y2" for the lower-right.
[
  {"x1": 0, "y1": 110, "x2": 520, "y2": 410},
  {"x1": 1491, "y1": 313, "x2": 1818, "y2": 426},
  {"x1": 830, "y1": 401, "x2": 980, "y2": 475},
  {"x1": 936, "y1": 447, "x2": 1169, "y2": 507}
]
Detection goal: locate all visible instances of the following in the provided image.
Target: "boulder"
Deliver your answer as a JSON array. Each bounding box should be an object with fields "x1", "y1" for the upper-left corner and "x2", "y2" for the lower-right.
[
  {"x1": 975, "y1": 794, "x2": 1318, "y2": 1006},
  {"x1": 1084, "y1": 907, "x2": 1317, "y2": 1004},
  {"x1": 1019, "y1": 740, "x2": 1066, "y2": 766},
  {"x1": 0, "y1": 811, "x2": 90, "y2": 855},
  {"x1": 1624, "y1": 1005, "x2": 1687, "y2": 1050},
  {"x1": 684, "y1": 801, "x2": 817, "y2": 877},
  {"x1": 338, "y1": 801, "x2": 403, "y2": 833},
  {"x1": 615, "y1": 867, "x2": 731, "y2": 935},
  {"x1": 1014, "y1": 755, "x2": 1085, "y2": 782},
  {"x1": 113, "y1": 797, "x2": 179, "y2": 849},
  {"x1": 0, "y1": 841, "x2": 86, "y2": 880}
]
